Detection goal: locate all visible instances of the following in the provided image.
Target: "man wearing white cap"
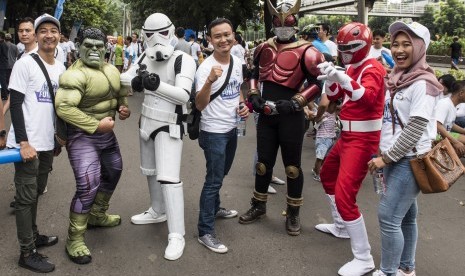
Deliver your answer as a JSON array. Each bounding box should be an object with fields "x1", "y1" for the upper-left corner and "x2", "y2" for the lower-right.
[{"x1": 7, "y1": 13, "x2": 65, "y2": 273}]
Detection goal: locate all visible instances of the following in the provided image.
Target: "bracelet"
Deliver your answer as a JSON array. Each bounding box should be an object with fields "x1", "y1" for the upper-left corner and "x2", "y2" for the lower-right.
[
  {"x1": 247, "y1": 89, "x2": 259, "y2": 98},
  {"x1": 207, "y1": 77, "x2": 214, "y2": 84}
]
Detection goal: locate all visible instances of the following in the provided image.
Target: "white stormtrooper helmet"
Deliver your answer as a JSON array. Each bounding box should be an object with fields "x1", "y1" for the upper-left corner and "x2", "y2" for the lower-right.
[{"x1": 142, "y1": 13, "x2": 175, "y2": 61}]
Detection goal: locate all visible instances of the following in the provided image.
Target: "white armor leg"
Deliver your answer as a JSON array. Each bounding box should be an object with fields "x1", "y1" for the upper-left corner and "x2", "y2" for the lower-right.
[
  {"x1": 162, "y1": 182, "x2": 185, "y2": 261},
  {"x1": 131, "y1": 133, "x2": 169, "y2": 225}
]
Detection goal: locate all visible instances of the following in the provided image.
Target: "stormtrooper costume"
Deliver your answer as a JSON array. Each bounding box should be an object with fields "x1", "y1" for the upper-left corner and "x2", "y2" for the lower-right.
[
  {"x1": 120, "y1": 13, "x2": 196, "y2": 261},
  {"x1": 316, "y1": 23, "x2": 386, "y2": 276}
]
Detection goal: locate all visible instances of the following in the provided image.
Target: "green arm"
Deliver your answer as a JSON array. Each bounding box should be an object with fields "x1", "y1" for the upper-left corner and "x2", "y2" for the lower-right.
[{"x1": 55, "y1": 70, "x2": 100, "y2": 134}]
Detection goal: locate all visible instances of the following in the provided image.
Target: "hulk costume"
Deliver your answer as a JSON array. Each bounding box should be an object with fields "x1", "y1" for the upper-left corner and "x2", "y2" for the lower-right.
[{"x1": 55, "y1": 28, "x2": 130, "y2": 265}]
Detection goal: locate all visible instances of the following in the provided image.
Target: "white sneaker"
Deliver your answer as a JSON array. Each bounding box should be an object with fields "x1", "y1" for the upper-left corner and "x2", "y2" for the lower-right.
[
  {"x1": 397, "y1": 269, "x2": 416, "y2": 276},
  {"x1": 270, "y1": 176, "x2": 285, "y2": 185},
  {"x1": 267, "y1": 186, "x2": 277, "y2": 194},
  {"x1": 338, "y1": 257, "x2": 375, "y2": 276},
  {"x1": 164, "y1": 233, "x2": 185, "y2": 261},
  {"x1": 373, "y1": 270, "x2": 387, "y2": 276},
  {"x1": 131, "y1": 207, "x2": 167, "y2": 224},
  {"x1": 43, "y1": 185, "x2": 48, "y2": 194}
]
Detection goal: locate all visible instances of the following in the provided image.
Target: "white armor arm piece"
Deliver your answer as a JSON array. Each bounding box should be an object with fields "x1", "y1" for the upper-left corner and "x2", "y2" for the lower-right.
[{"x1": 155, "y1": 55, "x2": 196, "y2": 105}]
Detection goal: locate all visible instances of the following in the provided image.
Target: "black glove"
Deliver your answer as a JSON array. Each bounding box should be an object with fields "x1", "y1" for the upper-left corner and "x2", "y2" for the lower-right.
[
  {"x1": 142, "y1": 73, "x2": 161, "y2": 91},
  {"x1": 131, "y1": 76, "x2": 144, "y2": 92},
  {"x1": 249, "y1": 94, "x2": 266, "y2": 114},
  {"x1": 131, "y1": 66, "x2": 150, "y2": 92},
  {"x1": 275, "y1": 99, "x2": 298, "y2": 115}
]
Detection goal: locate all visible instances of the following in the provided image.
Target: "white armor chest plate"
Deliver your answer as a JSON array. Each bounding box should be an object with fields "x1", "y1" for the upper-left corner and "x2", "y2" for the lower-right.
[{"x1": 141, "y1": 56, "x2": 178, "y2": 113}]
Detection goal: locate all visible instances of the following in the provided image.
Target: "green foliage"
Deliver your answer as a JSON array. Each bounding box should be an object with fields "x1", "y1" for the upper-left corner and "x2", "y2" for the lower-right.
[
  {"x1": 4, "y1": 0, "x2": 120, "y2": 36},
  {"x1": 368, "y1": 16, "x2": 391, "y2": 33},
  {"x1": 418, "y1": 0, "x2": 465, "y2": 38},
  {"x1": 435, "y1": 69, "x2": 465, "y2": 80},
  {"x1": 428, "y1": 34, "x2": 465, "y2": 55},
  {"x1": 129, "y1": 0, "x2": 260, "y2": 33}
]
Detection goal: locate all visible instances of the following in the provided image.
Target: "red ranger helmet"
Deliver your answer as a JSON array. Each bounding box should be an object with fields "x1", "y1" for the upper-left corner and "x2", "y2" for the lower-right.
[{"x1": 336, "y1": 22, "x2": 372, "y2": 65}]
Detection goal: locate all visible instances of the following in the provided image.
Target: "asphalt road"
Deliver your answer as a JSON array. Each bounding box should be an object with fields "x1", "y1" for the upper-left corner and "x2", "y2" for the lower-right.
[{"x1": 0, "y1": 92, "x2": 464, "y2": 276}]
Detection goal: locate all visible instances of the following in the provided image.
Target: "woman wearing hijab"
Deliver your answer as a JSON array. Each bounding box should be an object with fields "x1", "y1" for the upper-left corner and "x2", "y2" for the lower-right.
[{"x1": 368, "y1": 21, "x2": 443, "y2": 276}]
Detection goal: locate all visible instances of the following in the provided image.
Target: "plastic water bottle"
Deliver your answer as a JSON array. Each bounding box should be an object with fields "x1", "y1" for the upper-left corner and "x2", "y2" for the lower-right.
[
  {"x1": 371, "y1": 155, "x2": 385, "y2": 195},
  {"x1": 381, "y1": 50, "x2": 395, "y2": 68},
  {"x1": 237, "y1": 104, "x2": 246, "y2": 137}
]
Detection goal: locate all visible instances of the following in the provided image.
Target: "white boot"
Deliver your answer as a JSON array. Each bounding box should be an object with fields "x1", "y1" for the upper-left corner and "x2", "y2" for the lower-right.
[
  {"x1": 161, "y1": 182, "x2": 185, "y2": 261},
  {"x1": 131, "y1": 176, "x2": 167, "y2": 224},
  {"x1": 315, "y1": 194, "x2": 349, "y2": 239},
  {"x1": 338, "y1": 215, "x2": 375, "y2": 276}
]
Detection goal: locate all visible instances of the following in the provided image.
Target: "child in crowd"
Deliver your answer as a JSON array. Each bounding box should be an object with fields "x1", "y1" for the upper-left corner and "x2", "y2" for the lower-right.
[{"x1": 312, "y1": 93, "x2": 337, "y2": 181}]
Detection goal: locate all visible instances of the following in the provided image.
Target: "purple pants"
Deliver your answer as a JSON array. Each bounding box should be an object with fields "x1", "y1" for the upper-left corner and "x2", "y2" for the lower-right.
[{"x1": 66, "y1": 128, "x2": 122, "y2": 213}]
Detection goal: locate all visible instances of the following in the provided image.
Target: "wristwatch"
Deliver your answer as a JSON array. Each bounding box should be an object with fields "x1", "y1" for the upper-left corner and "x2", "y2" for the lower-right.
[{"x1": 0, "y1": 129, "x2": 6, "y2": 138}]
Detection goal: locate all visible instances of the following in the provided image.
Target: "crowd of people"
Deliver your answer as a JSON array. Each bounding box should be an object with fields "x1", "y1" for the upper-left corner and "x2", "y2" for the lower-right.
[{"x1": 0, "y1": 1, "x2": 463, "y2": 274}]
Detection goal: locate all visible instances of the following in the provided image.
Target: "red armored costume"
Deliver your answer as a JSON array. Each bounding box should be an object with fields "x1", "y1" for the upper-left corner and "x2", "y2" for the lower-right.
[
  {"x1": 316, "y1": 23, "x2": 386, "y2": 276},
  {"x1": 239, "y1": 0, "x2": 324, "y2": 236}
]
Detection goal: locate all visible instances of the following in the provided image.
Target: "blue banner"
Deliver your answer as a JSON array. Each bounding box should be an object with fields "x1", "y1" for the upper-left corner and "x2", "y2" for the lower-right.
[{"x1": 54, "y1": 0, "x2": 66, "y2": 20}]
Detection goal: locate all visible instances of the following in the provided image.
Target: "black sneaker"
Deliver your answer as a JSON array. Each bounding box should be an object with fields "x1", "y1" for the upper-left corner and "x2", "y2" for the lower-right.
[
  {"x1": 18, "y1": 249, "x2": 55, "y2": 273},
  {"x1": 35, "y1": 234, "x2": 58, "y2": 248}
]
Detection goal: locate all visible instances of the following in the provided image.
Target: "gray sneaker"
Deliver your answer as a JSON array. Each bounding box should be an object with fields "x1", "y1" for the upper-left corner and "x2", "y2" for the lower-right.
[
  {"x1": 215, "y1": 207, "x2": 238, "y2": 219},
  {"x1": 198, "y1": 234, "x2": 228, "y2": 253}
]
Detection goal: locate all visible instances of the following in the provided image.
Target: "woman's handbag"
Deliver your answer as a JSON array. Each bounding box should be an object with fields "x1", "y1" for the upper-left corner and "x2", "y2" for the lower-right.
[{"x1": 410, "y1": 138, "x2": 465, "y2": 193}]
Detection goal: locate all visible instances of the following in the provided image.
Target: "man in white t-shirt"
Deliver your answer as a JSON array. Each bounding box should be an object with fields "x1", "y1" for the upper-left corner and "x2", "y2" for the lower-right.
[
  {"x1": 195, "y1": 18, "x2": 248, "y2": 254},
  {"x1": 434, "y1": 80, "x2": 465, "y2": 155},
  {"x1": 369, "y1": 29, "x2": 392, "y2": 72},
  {"x1": 130, "y1": 32, "x2": 143, "y2": 61},
  {"x1": 318, "y1": 23, "x2": 338, "y2": 61},
  {"x1": 59, "y1": 34, "x2": 71, "y2": 67},
  {"x1": 7, "y1": 13, "x2": 66, "y2": 273},
  {"x1": 189, "y1": 34, "x2": 201, "y2": 67}
]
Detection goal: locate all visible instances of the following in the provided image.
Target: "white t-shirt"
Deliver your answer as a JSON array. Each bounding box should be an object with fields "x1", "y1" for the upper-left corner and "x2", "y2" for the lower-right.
[
  {"x1": 7, "y1": 55, "x2": 66, "y2": 151},
  {"x1": 55, "y1": 44, "x2": 66, "y2": 64},
  {"x1": 434, "y1": 97, "x2": 457, "y2": 131},
  {"x1": 59, "y1": 42, "x2": 70, "y2": 58},
  {"x1": 195, "y1": 55, "x2": 243, "y2": 133},
  {"x1": 456, "y1": 103, "x2": 465, "y2": 117},
  {"x1": 380, "y1": 80, "x2": 438, "y2": 156},
  {"x1": 324, "y1": 40, "x2": 338, "y2": 57},
  {"x1": 368, "y1": 46, "x2": 391, "y2": 59},
  {"x1": 17, "y1": 42, "x2": 25, "y2": 54},
  {"x1": 231, "y1": 44, "x2": 246, "y2": 65},
  {"x1": 190, "y1": 42, "x2": 201, "y2": 61},
  {"x1": 68, "y1": 40, "x2": 76, "y2": 52},
  {"x1": 131, "y1": 42, "x2": 141, "y2": 60}
]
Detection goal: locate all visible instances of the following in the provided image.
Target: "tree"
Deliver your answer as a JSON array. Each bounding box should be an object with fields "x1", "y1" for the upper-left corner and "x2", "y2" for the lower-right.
[
  {"x1": 129, "y1": 0, "x2": 261, "y2": 35},
  {"x1": 417, "y1": 5, "x2": 437, "y2": 38},
  {"x1": 4, "y1": 0, "x2": 120, "y2": 37},
  {"x1": 433, "y1": 0, "x2": 465, "y2": 36},
  {"x1": 368, "y1": 16, "x2": 391, "y2": 33}
]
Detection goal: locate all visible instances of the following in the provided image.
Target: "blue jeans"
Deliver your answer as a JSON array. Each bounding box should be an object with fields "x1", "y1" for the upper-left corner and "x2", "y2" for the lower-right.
[
  {"x1": 378, "y1": 157, "x2": 420, "y2": 275},
  {"x1": 198, "y1": 128, "x2": 237, "y2": 236}
]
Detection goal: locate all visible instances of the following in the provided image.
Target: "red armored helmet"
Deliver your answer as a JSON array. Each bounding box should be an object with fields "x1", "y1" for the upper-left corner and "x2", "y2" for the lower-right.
[
  {"x1": 337, "y1": 22, "x2": 372, "y2": 65},
  {"x1": 266, "y1": 0, "x2": 301, "y2": 41}
]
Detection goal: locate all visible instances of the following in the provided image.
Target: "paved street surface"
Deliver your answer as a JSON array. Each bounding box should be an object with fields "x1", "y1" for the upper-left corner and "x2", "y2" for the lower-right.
[{"x1": 0, "y1": 92, "x2": 464, "y2": 276}]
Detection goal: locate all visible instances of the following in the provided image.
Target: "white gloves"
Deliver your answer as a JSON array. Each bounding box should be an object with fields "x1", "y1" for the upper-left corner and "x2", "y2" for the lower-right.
[{"x1": 317, "y1": 61, "x2": 352, "y2": 88}]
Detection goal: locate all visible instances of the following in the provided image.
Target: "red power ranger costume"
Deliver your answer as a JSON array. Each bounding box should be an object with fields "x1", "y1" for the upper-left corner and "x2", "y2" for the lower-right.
[
  {"x1": 316, "y1": 22, "x2": 386, "y2": 276},
  {"x1": 238, "y1": 0, "x2": 324, "y2": 236}
]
